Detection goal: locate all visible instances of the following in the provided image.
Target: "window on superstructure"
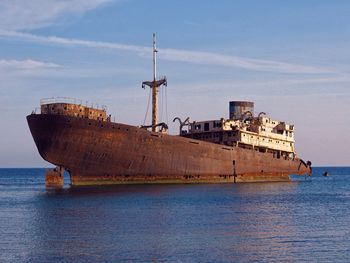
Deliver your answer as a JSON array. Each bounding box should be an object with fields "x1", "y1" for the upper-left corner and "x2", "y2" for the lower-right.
[
  {"x1": 277, "y1": 130, "x2": 284, "y2": 135},
  {"x1": 213, "y1": 122, "x2": 220, "y2": 128},
  {"x1": 204, "y1": 122, "x2": 209, "y2": 131}
]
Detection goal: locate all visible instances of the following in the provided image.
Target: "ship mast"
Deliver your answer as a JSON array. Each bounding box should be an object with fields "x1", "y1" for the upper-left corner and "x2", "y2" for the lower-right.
[{"x1": 142, "y1": 33, "x2": 167, "y2": 132}]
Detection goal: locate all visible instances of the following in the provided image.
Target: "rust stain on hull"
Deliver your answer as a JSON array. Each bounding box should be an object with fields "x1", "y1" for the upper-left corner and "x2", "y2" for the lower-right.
[{"x1": 45, "y1": 167, "x2": 64, "y2": 188}]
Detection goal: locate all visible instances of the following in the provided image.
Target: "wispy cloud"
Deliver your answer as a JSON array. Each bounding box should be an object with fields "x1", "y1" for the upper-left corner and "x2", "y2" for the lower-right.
[
  {"x1": 0, "y1": 30, "x2": 332, "y2": 74},
  {"x1": 0, "y1": 59, "x2": 61, "y2": 71},
  {"x1": 169, "y1": 75, "x2": 350, "y2": 96},
  {"x1": 160, "y1": 49, "x2": 333, "y2": 74},
  {"x1": 0, "y1": 0, "x2": 113, "y2": 30},
  {"x1": 0, "y1": 30, "x2": 150, "y2": 54}
]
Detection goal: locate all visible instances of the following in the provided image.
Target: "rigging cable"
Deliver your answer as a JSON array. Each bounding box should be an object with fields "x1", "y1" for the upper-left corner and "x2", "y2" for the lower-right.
[
  {"x1": 165, "y1": 85, "x2": 168, "y2": 125},
  {"x1": 162, "y1": 85, "x2": 165, "y2": 123},
  {"x1": 160, "y1": 86, "x2": 163, "y2": 123},
  {"x1": 143, "y1": 88, "x2": 151, "y2": 126}
]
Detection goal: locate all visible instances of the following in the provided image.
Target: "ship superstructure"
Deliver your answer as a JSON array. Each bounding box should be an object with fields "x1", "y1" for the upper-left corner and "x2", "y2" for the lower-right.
[
  {"x1": 182, "y1": 101, "x2": 297, "y2": 160},
  {"x1": 27, "y1": 35, "x2": 311, "y2": 187}
]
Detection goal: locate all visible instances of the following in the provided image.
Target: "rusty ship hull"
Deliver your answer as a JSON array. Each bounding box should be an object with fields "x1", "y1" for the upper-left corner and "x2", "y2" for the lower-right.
[{"x1": 27, "y1": 114, "x2": 310, "y2": 186}]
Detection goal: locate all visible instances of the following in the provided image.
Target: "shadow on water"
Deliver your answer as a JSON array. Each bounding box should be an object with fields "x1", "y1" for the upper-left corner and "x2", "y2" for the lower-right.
[
  {"x1": 45, "y1": 183, "x2": 214, "y2": 197},
  {"x1": 43, "y1": 179, "x2": 309, "y2": 198}
]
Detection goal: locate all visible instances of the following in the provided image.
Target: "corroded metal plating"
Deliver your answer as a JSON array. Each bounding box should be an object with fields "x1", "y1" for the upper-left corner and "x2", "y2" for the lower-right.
[{"x1": 27, "y1": 114, "x2": 311, "y2": 186}]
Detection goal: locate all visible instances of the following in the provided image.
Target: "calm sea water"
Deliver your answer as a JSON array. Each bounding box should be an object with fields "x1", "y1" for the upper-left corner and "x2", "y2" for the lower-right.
[{"x1": 0, "y1": 167, "x2": 349, "y2": 263}]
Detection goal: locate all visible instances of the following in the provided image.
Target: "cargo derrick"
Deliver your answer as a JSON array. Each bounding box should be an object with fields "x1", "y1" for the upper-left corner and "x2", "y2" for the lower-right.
[
  {"x1": 141, "y1": 33, "x2": 167, "y2": 132},
  {"x1": 27, "y1": 35, "x2": 312, "y2": 187}
]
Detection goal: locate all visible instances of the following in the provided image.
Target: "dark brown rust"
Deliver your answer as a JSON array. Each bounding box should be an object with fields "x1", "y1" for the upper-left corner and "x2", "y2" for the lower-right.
[{"x1": 45, "y1": 166, "x2": 64, "y2": 188}]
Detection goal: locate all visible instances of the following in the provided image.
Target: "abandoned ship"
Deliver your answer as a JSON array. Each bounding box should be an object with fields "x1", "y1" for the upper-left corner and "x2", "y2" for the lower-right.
[{"x1": 27, "y1": 34, "x2": 312, "y2": 187}]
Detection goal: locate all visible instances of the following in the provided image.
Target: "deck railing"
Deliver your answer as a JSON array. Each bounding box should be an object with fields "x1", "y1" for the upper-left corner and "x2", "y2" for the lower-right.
[{"x1": 40, "y1": 97, "x2": 107, "y2": 111}]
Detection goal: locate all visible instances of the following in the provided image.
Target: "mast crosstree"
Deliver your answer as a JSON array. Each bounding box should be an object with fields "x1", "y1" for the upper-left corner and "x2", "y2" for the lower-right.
[{"x1": 142, "y1": 33, "x2": 167, "y2": 132}]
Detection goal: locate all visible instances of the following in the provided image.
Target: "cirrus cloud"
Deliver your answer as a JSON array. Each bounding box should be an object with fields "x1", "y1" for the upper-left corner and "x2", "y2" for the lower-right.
[
  {"x1": 0, "y1": 30, "x2": 333, "y2": 75},
  {"x1": 0, "y1": 0, "x2": 113, "y2": 31},
  {"x1": 0, "y1": 59, "x2": 61, "y2": 71}
]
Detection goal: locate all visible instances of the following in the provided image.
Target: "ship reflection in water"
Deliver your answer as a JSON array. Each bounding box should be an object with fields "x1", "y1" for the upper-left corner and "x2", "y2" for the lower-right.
[{"x1": 1, "y1": 168, "x2": 349, "y2": 262}]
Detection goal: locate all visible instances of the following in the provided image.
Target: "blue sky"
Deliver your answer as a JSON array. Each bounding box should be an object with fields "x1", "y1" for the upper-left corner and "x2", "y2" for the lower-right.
[{"x1": 0, "y1": 0, "x2": 349, "y2": 167}]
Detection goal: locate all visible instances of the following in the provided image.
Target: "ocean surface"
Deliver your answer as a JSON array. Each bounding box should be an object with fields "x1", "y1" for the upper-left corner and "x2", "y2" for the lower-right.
[{"x1": 0, "y1": 167, "x2": 349, "y2": 262}]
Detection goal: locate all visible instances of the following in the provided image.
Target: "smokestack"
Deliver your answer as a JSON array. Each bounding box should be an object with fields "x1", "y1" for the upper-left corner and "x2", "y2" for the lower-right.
[{"x1": 229, "y1": 101, "x2": 254, "y2": 119}]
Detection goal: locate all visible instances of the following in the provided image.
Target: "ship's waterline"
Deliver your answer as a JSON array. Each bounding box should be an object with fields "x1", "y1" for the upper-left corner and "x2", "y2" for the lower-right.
[{"x1": 70, "y1": 174, "x2": 291, "y2": 186}]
